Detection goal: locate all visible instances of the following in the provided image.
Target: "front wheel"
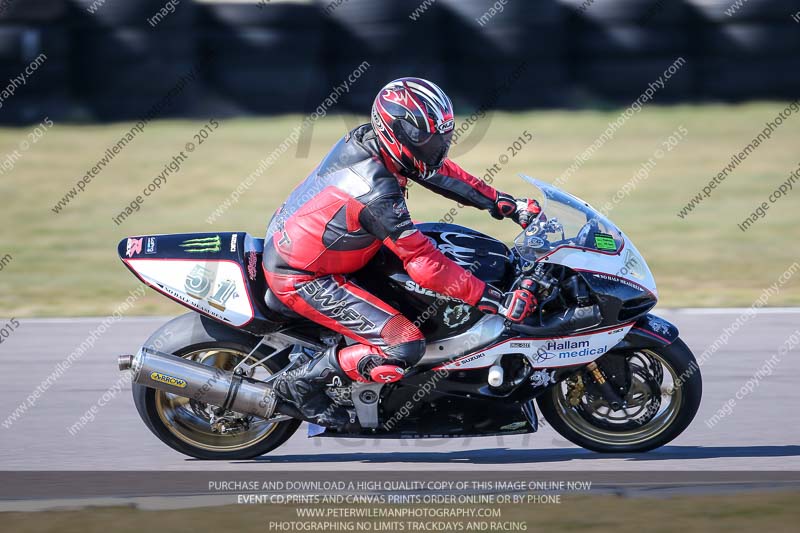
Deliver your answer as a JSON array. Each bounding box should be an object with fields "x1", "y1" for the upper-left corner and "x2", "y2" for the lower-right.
[
  {"x1": 537, "y1": 338, "x2": 701, "y2": 453},
  {"x1": 132, "y1": 313, "x2": 302, "y2": 460}
]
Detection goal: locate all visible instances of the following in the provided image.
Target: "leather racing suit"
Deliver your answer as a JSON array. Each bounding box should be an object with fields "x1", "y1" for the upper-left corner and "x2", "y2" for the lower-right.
[{"x1": 263, "y1": 124, "x2": 517, "y2": 384}]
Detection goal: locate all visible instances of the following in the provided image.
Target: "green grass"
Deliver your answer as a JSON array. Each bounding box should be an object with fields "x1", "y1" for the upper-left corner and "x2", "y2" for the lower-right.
[
  {"x1": 1, "y1": 102, "x2": 798, "y2": 317},
  {"x1": 3, "y1": 491, "x2": 800, "y2": 532}
]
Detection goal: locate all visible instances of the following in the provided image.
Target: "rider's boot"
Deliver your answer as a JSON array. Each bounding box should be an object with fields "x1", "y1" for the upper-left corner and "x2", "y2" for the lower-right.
[
  {"x1": 337, "y1": 344, "x2": 406, "y2": 384},
  {"x1": 272, "y1": 347, "x2": 352, "y2": 428}
]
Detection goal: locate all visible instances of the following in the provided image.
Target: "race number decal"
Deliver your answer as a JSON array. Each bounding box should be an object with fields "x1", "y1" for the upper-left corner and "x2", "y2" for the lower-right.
[{"x1": 127, "y1": 259, "x2": 254, "y2": 326}]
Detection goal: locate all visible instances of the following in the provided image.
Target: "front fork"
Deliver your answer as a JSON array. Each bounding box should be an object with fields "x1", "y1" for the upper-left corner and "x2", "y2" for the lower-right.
[{"x1": 586, "y1": 361, "x2": 625, "y2": 411}]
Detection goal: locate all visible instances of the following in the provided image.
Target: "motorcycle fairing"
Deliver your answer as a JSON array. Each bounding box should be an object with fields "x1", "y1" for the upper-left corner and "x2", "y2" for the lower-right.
[
  {"x1": 434, "y1": 322, "x2": 634, "y2": 371},
  {"x1": 310, "y1": 385, "x2": 537, "y2": 438},
  {"x1": 352, "y1": 222, "x2": 514, "y2": 342},
  {"x1": 540, "y1": 237, "x2": 657, "y2": 298},
  {"x1": 118, "y1": 233, "x2": 281, "y2": 332},
  {"x1": 128, "y1": 257, "x2": 254, "y2": 326},
  {"x1": 517, "y1": 177, "x2": 658, "y2": 298},
  {"x1": 615, "y1": 313, "x2": 680, "y2": 349}
]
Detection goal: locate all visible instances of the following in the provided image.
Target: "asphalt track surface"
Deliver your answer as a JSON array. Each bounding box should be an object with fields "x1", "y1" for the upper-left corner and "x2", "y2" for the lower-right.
[{"x1": 1, "y1": 309, "x2": 799, "y2": 472}]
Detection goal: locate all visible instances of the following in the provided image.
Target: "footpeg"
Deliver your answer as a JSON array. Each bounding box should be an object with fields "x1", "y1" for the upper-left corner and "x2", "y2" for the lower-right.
[{"x1": 289, "y1": 345, "x2": 315, "y2": 365}]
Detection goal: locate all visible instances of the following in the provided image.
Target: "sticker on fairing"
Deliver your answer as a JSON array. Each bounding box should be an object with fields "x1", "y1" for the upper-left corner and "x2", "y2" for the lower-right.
[
  {"x1": 126, "y1": 259, "x2": 254, "y2": 326},
  {"x1": 594, "y1": 233, "x2": 617, "y2": 251},
  {"x1": 435, "y1": 324, "x2": 634, "y2": 370},
  {"x1": 150, "y1": 372, "x2": 187, "y2": 388}
]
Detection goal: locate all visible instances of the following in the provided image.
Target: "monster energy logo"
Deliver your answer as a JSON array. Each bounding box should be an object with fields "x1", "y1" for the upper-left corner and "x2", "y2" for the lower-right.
[{"x1": 180, "y1": 236, "x2": 221, "y2": 253}]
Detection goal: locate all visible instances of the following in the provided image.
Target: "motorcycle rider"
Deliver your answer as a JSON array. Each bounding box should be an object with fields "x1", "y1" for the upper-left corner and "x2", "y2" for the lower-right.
[{"x1": 263, "y1": 77, "x2": 541, "y2": 427}]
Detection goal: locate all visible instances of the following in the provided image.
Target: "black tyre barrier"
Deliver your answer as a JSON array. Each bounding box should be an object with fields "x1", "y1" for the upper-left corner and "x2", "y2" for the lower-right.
[
  {"x1": 318, "y1": 0, "x2": 441, "y2": 64},
  {"x1": 560, "y1": 0, "x2": 688, "y2": 24},
  {"x1": 200, "y1": 2, "x2": 327, "y2": 113},
  {"x1": 0, "y1": 94, "x2": 72, "y2": 124},
  {"x1": 328, "y1": 61, "x2": 444, "y2": 111},
  {"x1": 69, "y1": 0, "x2": 196, "y2": 28},
  {"x1": 686, "y1": 0, "x2": 798, "y2": 22},
  {"x1": 699, "y1": 22, "x2": 800, "y2": 57},
  {"x1": 203, "y1": 27, "x2": 323, "y2": 67},
  {"x1": 576, "y1": 57, "x2": 693, "y2": 102},
  {"x1": 573, "y1": 25, "x2": 691, "y2": 59},
  {"x1": 201, "y1": 1, "x2": 324, "y2": 28},
  {"x1": 0, "y1": 26, "x2": 69, "y2": 63},
  {"x1": 698, "y1": 57, "x2": 800, "y2": 100},
  {"x1": 448, "y1": 60, "x2": 568, "y2": 109},
  {"x1": 208, "y1": 62, "x2": 328, "y2": 114},
  {"x1": 73, "y1": 27, "x2": 194, "y2": 65},
  {"x1": 0, "y1": 0, "x2": 66, "y2": 23},
  {"x1": 0, "y1": 25, "x2": 68, "y2": 105}
]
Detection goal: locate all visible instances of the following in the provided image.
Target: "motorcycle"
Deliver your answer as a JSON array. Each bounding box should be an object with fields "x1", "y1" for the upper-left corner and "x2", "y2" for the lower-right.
[{"x1": 117, "y1": 177, "x2": 701, "y2": 460}]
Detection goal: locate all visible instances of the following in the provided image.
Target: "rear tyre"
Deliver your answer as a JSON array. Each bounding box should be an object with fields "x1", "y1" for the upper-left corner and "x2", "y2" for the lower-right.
[
  {"x1": 538, "y1": 338, "x2": 701, "y2": 453},
  {"x1": 132, "y1": 313, "x2": 301, "y2": 460}
]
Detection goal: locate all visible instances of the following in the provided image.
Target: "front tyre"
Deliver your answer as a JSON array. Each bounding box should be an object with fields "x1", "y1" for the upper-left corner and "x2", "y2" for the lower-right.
[
  {"x1": 537, "y1": 338, "x2": 701, "y2": 453},
  {"x1": 132, "y1": 313, "x2": 301, "y2": 460}
]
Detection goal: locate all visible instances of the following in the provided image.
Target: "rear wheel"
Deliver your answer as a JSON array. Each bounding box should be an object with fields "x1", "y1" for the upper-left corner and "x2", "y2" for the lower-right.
[
  {"x1": 132, "y1": 313, "x2": 301, "y2": 460},
  {"x1": 537, "y1": 338, "x2": 701, "y2": 453}
]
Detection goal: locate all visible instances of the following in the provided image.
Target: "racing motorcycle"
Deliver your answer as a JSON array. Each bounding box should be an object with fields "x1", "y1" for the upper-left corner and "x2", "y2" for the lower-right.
[{"x1": 117, "y1": 177, "x2": 701, "y2": 460}]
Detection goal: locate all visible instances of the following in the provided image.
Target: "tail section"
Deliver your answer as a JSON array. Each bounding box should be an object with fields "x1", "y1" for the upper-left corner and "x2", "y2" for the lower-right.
[{"x1": 118, "y1": 232, "x2": 283, "y2": 334}]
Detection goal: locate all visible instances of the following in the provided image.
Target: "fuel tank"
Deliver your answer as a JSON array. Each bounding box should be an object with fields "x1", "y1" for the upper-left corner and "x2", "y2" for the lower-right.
[{"x1": 353, "y1": 223, "x2": 514, "y2": 341}]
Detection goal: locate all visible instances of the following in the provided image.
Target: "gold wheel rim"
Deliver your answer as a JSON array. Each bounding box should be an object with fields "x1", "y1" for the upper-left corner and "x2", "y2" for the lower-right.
[
  {"x1": 154, "y1": 348, "x2": 280, "y2": 452},
  {"x1": 552, "y1": 349, "x2": 683, "y2": 447}
]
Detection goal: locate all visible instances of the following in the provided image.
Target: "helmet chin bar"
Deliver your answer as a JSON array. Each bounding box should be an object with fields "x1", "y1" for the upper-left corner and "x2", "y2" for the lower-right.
[{"x1": 376, "y1": 131, "x2": 444, "y2": 183}]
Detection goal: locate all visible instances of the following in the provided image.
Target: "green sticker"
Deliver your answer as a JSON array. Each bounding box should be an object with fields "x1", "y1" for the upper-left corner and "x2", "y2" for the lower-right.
[
  {"x1": 180, "y1": 235, "x2": 221, "y2": 253},
  {"x1": 594, "y1": 233, "x2": 617, "y2": 251}
]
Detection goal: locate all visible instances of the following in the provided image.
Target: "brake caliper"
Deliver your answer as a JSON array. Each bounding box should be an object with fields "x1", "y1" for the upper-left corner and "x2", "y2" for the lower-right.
[{"x1": 567, "y1": 375, "x2": 585, "y2": 407}]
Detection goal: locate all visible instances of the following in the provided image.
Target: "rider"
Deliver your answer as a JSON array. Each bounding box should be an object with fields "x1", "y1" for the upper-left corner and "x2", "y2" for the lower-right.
[{"x1": 263, "y1": 77, "x2": 541, "y2": 427}]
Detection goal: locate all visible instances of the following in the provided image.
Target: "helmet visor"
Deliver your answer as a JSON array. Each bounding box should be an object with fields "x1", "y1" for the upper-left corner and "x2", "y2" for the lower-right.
[{"x1": 394, "y1": 119, "x2": 453, "y2": 171}]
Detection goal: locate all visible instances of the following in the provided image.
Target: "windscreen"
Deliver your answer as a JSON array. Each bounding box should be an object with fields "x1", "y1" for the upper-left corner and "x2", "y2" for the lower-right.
[{"x1": 513, "y1": 177, "x2": 624, "y2": 261}]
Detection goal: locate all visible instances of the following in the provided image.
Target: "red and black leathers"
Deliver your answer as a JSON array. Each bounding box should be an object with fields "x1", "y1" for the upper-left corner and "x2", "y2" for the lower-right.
[{"x1": 263, "y1": 124, "x2": 519, "y2": 383}]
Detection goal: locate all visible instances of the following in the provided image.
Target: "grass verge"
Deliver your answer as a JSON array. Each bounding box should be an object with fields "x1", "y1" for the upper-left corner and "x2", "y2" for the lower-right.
[{"x1": 0, "y1": 102, "x2": 798, "y2": 316}]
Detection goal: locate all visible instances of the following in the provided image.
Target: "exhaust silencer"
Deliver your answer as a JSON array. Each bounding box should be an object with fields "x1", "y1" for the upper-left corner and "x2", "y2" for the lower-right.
[{"x1": 119, "y1": 347, "x2": 277, "y2": 419}]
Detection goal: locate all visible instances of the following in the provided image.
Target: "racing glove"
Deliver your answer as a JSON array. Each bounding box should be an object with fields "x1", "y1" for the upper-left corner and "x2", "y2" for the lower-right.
[
  {"x1": 476, "y1": 282, "x2": 538, "y2": 323},
  {"x1": 493, "y1": 192, "x2": 541, "y2": 228}
]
